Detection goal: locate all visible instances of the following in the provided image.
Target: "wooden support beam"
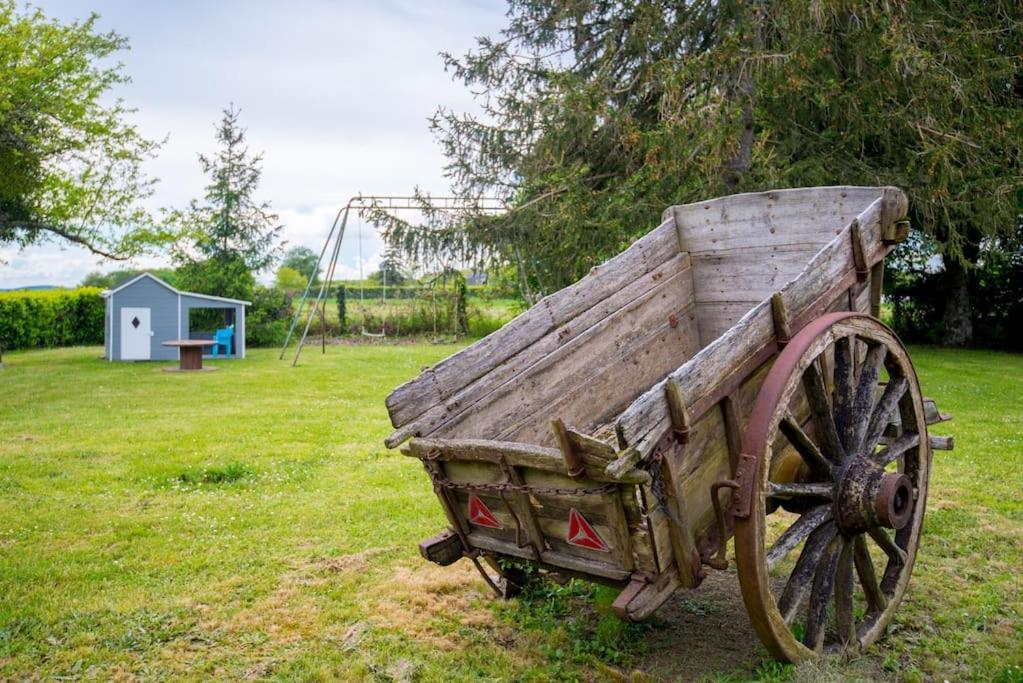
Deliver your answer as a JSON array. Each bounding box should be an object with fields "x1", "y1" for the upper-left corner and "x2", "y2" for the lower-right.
[
  {"x1": 664, "y1": 377, "x2": 692, "y2": 444},
  {"x1": 602, "y1": 490, "x2": 636, "y2": 572},
  {"x1": 869, "y1": 261, "x2": 884, "y2": 318},
  {"x1": 771, "y1": 292, "x2": 792, "y2": 348},
  {"x1": 419, "y1": 529, "x2": 465, "y2": 566},
  {"x1": 502, "y1": 462, "x2": 548, "y2": 559},
  {"x1": 884, "y1": 219, "x2": 911, "y2": 245},
  {"x1": 850, "y1": 219, "x2": 869, "y2": 282},
  {"x1": 422, "y1": 459, "x2": 473, "y2": 551},
  {"x1": 720, "y1": 393, "x2": 744, "y2": 475},
  {"x1": 551, "y1": 418, "x2": 585, "y2": 478}
]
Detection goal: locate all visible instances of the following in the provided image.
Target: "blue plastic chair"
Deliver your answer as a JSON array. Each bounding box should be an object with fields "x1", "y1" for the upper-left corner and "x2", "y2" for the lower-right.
[{"x1": 211, "y1": 326, "x2": 234, "y2": 357}]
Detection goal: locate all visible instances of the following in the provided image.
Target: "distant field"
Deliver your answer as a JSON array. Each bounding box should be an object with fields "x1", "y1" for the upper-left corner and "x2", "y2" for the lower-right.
[
  {"x1": 294, "y1": 295, "x2": 524, "y2": 339},
  {"x1": 0, "y1": 345, "x2": 1019, "y2": 680}
]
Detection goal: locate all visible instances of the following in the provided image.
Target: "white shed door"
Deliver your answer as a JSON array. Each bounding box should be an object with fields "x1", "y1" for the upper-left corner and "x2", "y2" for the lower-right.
[{"x1": 120, "y1": 307, "x2": 152, "y2": 360}]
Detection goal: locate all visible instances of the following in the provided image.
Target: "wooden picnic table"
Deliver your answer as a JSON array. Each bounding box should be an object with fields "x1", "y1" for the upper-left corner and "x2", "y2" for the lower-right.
[{"x1": 162, "y1": 339, "x2": 217, "y2": 372}]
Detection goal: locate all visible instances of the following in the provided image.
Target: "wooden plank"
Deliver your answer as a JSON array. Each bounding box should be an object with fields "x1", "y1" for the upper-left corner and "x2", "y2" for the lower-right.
[
  {"x1": 671, "y1": 186, "x2": 888, "y2": 253},
  {"x1": 504, "y1": 463, "x2": 548, "y2": 558},
  {"x1": 615, "y1": 193, "x2": 897, "y2": 451},
  {"x1": 693, "y1": 301, "x2": 762, "y2": 345},
  {"x1": 386, "y1": 253, "x2": 694, "y2": 447},
  {"x1": 385, "y1": 218, "x2": 680, "y2": 428},
  {"x1": 602, "y1": 490, "x2": 636, "y2": 571},
  {"x1": 689, "y1": 247, "x2": 824, "y2": 302},
  {"x1": 438, "y1": 266, "x2": 698, "y2": 444},
  {"x1": 405, "y1": 437, "x2": 649, "y2": 485},
  {"x1": 658, "y1": 444, "x2": 703, "y2": 587},
  {"x1": 622, "y1": 571, "x2": 682, "y2": 621},
  {"x1": 499, "y1": 301, "x2": 701, "y2": 446}
]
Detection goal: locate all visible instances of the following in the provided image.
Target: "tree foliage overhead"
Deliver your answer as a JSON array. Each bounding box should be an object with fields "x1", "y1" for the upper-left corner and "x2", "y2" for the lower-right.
[
  {"x1": 387, "y1": 0, "x2": 1022, "y2": 333},
  {"x1": 0, "y1": 1, "x2": 164, "y2": 259},
  {"x1": 170, "y1": 104, "x2": 283, "y2": 273},
  {"x1": 281, "y1": 246, "x2": 320, "y2": 285}
]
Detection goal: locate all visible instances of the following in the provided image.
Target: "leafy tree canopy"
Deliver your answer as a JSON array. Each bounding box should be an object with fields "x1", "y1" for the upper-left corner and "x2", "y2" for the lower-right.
[
  {"x1": 386, "y1": 0, "x2": 1022, "y2": 340},
  {"x1": 0, "y1": 1, "x2": 166, "y2": 259},
  {"x1": 80, "y1": 268, "x2": 178, "y2": 289},
  {"x1": 274, "y1": 265, "x2": 306, "y2": 292},
  {"x1": 170, "y1": 104, "x2": 283, "y2": 273},
  {"x1": 281, "y1": 246, "x2": 319, "y2": 285},
  {"x1": 176, "y1": 254, "x2": 255, "y2": 303}
]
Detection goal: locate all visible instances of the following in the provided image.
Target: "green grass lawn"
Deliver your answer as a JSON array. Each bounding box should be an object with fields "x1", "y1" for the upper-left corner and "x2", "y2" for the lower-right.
[{"x1": 0, "y1": 344, "x2": 1020, "y2": 681}]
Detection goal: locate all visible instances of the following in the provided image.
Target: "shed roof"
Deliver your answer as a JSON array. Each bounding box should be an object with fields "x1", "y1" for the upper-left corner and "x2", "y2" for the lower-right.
[{"x1": 100, "y1": 272, "x2": 251, "y2": 305}]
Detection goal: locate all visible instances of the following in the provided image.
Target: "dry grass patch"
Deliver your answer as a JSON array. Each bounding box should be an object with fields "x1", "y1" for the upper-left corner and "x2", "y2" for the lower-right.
[{"x1": 366, "y1": 562, "x2": 500, "y2": 651}]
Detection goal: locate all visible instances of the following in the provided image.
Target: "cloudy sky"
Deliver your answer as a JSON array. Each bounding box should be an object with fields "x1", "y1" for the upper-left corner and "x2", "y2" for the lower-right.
[{"x1": 0, "y1": 0, "x2": 507, "y2": 289}]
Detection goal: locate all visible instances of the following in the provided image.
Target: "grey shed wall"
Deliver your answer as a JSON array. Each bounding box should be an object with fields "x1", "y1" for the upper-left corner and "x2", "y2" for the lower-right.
[
  {"x1": 110, "y1": 277, "x2": 180, "y2": 361},
  {"x1": 104, "y1": 297, "x2": 112, "y2": 360}
]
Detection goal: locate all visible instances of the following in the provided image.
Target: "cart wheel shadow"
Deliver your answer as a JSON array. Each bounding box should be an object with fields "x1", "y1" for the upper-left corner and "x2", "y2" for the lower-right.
[{"x1": 631, "y1": 569, "x2": 763, "y2": 680}]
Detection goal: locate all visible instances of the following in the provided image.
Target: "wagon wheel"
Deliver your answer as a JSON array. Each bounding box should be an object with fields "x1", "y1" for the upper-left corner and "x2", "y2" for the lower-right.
[{"x1": 734, "y1": 312, "x2": 931, "y2": 662}]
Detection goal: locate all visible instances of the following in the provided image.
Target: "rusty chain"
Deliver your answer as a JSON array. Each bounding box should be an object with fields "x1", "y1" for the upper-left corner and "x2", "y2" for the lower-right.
[
  {"x1": 427, "y1": 474, "x2": 618, "y2": 498},
  {"x1": 642, "y1": 446, "x2": 684, "y2": 527}
]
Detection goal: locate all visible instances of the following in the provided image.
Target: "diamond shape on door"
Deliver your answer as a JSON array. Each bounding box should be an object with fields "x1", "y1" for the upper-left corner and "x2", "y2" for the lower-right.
[{"x1": 131, "y1": 317, "x2": 141, "y2": 329}]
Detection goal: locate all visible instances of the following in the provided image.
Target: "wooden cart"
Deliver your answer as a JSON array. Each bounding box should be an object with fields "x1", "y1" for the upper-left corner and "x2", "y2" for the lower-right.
[{"x1": 384, "y1": 186, "x2": 953, "y2": 661}]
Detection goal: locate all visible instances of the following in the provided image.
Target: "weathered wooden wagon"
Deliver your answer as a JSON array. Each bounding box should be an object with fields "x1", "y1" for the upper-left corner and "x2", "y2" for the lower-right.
[{"x1": 384, "y1": 186, "x2": 953, "y2": 661}]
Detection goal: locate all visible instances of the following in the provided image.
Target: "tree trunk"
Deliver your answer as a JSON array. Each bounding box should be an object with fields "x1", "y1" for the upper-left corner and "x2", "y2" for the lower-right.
[
  {"x1": 940, "y1": 253, "x2": 972, "y2": 347},
  {"x1": 721, "y1": 2, "x2": 762, "y2": 192}
]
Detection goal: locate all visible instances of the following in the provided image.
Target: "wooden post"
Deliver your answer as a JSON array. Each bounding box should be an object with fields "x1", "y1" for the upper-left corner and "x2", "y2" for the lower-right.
[
  {"x1": 551, "y1": 419, "x2": 585, "y2": 478},
  {"x1": 664, "y1": 378, "x2": 692, "y2": 444},
  {"x1": 770, "y1": 293, "x2": 792, "y2": 348},
  {"x1": 869, "y1": 262, "x2": 884, "y2": 318},
  {"x1": 850, "y1": 219, "x2": 869, "y2": 282}
]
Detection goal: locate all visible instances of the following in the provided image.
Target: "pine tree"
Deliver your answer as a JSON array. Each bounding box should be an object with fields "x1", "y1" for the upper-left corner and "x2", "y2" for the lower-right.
[
  {"x1": 388, "y1": 0, "x2": 1022, "y2": 343},
  {"x1": 172, "y1": 104, "x2": 283, "y2": 273}
]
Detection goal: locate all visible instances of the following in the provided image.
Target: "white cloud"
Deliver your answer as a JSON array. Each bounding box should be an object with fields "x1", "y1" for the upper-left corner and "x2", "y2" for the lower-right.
[{"x1": 2, "y1": 0, "x2": 505, "y2": 289}]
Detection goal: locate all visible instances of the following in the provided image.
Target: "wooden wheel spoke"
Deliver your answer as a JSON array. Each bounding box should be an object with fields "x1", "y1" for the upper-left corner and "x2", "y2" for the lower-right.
[
  {"x1": 767, "y1": 482, "x2": 833, "y2": 500},
  {"x1": 875, "y1": 432, "x2": 920, "y2": 467},
  {"x1": 777, "y1": 522, "x2": 837, "y2": 624},
  {"x1": 780, "y1": 416, "x2": 834, "y2": 477},
  {"x1": 847, "y1": 344, "x2": 887, "y2": 454},
  {"x1": 835, "y1": 538, "x2": 857, "y2": 646},
  {"x1": 853, "y1": 535, "x2": 887, "y2": 613},
  {"x1": 868, "y1": 527, "x2": 908, "y2": 566},
  {"x1": 864, "y1": 377, "x2": 908, "y2": 454},
  {"x1": 802, "y1": 358, "x2": 845, "y2": 463},
  {"x1": 803, "y1": 535, "x2": 842, "y2": 650},
  {"x1": 832, "y1": 336, "x2": 856, "y2": 449},
  {"x1": 767, "y1": 505, "x2": 831, "y2": 572}
]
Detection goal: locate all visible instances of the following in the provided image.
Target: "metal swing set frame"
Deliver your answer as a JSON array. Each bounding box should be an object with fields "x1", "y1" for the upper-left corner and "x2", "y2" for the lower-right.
[{"x1": 278, "y1": 194, "x2": 505, "y2": 366}]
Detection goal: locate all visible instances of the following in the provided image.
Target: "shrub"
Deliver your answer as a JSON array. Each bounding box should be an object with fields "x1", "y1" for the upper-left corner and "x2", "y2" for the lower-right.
[
  {"x1": 0, "y1": 288, "x2": 104, "y2": 351},
  {"x1": 246, "y1": 285, "x2": 292, "y2": 347}
]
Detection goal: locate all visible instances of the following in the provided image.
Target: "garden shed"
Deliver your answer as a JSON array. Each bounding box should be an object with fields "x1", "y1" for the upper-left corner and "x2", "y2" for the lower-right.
[{"x1": 101, "y1": 273, "x2": 249, "y2": 362}]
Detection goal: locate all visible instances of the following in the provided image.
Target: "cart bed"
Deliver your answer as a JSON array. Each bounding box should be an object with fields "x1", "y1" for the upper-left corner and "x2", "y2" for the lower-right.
[{"x1": 385, "y1": 186, "x2": 910, "y2": 618}]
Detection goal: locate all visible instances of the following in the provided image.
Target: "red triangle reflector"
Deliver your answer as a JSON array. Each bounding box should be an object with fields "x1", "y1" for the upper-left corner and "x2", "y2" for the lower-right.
[
  {"x1": 567, "y1": 508, "x2": 609, "y2": 552},
  {"x1": 468, "y1": 494, "x2": 502, "y2": 529}
]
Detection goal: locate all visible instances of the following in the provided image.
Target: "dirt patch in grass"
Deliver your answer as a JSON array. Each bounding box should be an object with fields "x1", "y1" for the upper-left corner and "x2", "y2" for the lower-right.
[
  {"x1": 627, "y1": 569, "x2": 762, "y2": 680},
  {"x1": 312, "y1": 547, "x2": 391, "y2": 575}
]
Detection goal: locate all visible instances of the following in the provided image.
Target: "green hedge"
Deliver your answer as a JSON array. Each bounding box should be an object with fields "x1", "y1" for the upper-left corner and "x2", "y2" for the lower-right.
[{"x1": 0, "y1": 288, "x2": 105, "y2": 351}]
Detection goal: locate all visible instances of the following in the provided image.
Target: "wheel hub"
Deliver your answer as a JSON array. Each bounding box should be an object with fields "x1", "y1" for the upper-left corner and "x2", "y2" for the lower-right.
[{"x1": 834, "y1": 458, "x2": 913, "y2": 534}]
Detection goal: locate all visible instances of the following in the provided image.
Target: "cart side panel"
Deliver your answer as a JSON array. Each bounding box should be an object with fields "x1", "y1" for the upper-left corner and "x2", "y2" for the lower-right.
[
  {"x1": 385, "y1": 216, "x2": 681, "y2": 441},
  {"x1": 616, "y1": 189, "x2": 906, "y2": 454},
  {"x1": 417, "y1": 252, "x2": 700, "y2": 447},
  {"x1": 671, "y1": 186, "x2": 886, "y2": 343},
  {"x1": 405, "y1": 438, "x2": 657, "y2": 581}
]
